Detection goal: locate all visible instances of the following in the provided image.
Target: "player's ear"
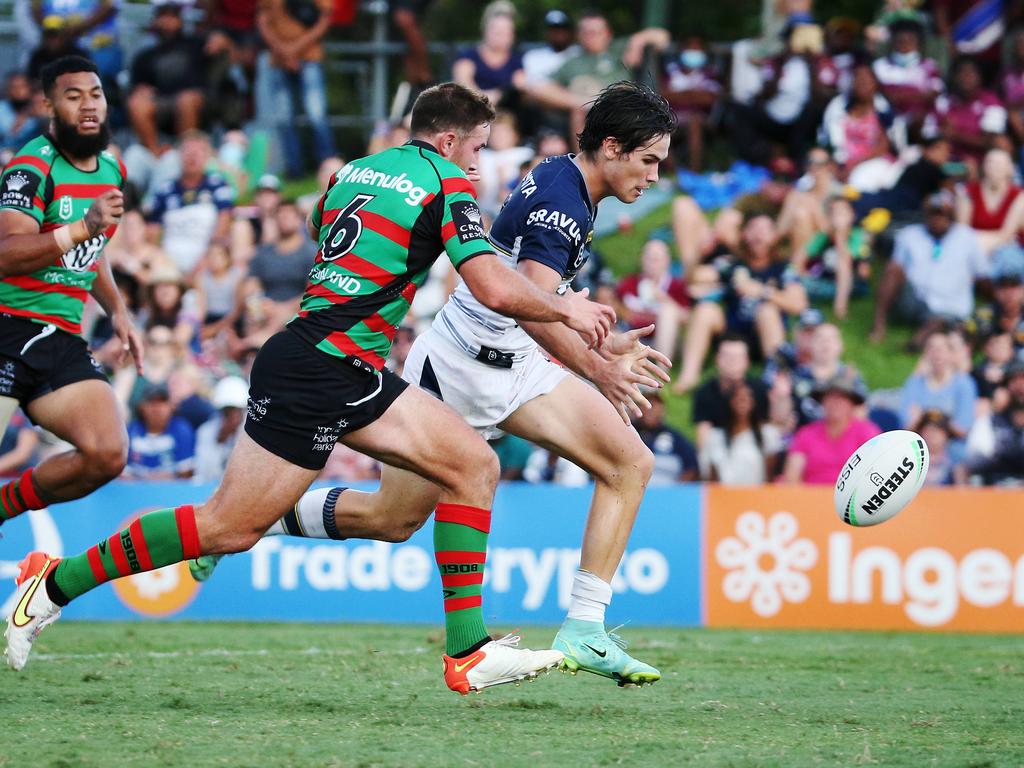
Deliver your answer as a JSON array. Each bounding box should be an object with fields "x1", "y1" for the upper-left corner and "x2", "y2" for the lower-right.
[
  {"x1": 440, "y1": 131, "x2": 459, "y2": 157},
  {"x1": 601, "y1": 137, "x2": 622, "y2": 161}
]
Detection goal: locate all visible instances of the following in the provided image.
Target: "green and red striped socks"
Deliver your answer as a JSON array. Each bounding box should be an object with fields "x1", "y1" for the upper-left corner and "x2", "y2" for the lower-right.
[
  {"x1": 434, "y1": 503, "x2": 491, "y2": 657},
  {"x1": 47, "y1": 505, "x2": 201, "y2": 605},
  {"x1": 0, "y1": 469, "x2": 45, "y2": 522}
]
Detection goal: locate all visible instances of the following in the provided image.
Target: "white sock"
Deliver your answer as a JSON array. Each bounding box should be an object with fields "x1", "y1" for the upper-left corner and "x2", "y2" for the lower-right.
[
  {"x1": 567, "y1": 569, "x2": 611, "y2": 624},
  {"x1": 264, "y1": 487, "x2": 347, "y2": 540}
]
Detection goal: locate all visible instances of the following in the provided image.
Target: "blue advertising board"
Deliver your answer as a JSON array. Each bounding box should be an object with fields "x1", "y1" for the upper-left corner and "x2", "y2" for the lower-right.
[{"x1": 0, "y1": 482, "x2": 702, "y2": 627}]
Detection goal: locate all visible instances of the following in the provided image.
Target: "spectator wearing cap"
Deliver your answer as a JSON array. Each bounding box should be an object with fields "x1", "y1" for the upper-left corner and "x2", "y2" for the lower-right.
[
  {"x1": 872, "y1": 18, "x2": 943, "y2": 122},
  {"x1": 32, "y1": 0, "x2": 121, "y2": 82},
  {"x1": 614, "y1": 238, "x2": 690, "y2": 359},
  {"x1": 633, "y1": 391, "x2": 699, "y2": 485},
  {"x1": 144, "y1": 131, "x2": 236, "y2": 279},
  {"x1": 871, "y1": 190, "x2": 988, "y2": 345},
  {"x1": 691, "y1": 333, "x2": 771, "y2": 450},
  {"x1": 228, "y1": 200, "x2": 315, "y2": 352},
  {"x1": 900, "y1": 328, "x2": 978, "y2": 439},
  {"x1": 27, "y1": 14, "x2": 90, "y2": 81},
  {"x1": 520, "y1": 10, "x2": 578, "y2": 86},
  {"x1": 659, "y1": 34, "x2": 721, "y2": 172},
  {"x1": 699, "y1": 381, "x2": 782, "y2": 485},
  {"x1": 782, "y1": 371, "x2": 881, "y2": 485},
  {"x1": 256, "y1": 0, "x2": 336, "y2": 178},
  {"x1": 965, "y1": 269, "x2": 1024, "y2": 353},
  {"x1": 453, "y1": 1, "x2": 523, "y2": 111},
  {"x1": 792, "y1": 196, "x2": 870, "y2": 320},
  {"x1": 676, "y1": 214, "x2": 808, "y2": 392},
  {"x1": 914, "y1": 409, "x2": 967, "y2": 485},
  {"x1": 193, "y1": 375, "x2": 248, "y2": 482},
  {"x1": 234, "y1": 173, "x2": 283, "y2": 260},
  {"x1": 929, "y1": 57, "x2": 1010, "y2": 166},
  {"x1": 126, "y1": 382, "x2": 196, "y2": 480},
  {"x1": 127, "y1": 1, "x2": 209, "y2": 155}
]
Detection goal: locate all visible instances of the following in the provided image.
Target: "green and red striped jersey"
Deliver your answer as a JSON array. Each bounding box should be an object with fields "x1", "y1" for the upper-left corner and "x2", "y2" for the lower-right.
[
  {"x1": 288, "y1": 139, "x2": 491, "y2": 369},
  {"x1": 0, "y1": 134, "x2": 125, "y2": 335}
]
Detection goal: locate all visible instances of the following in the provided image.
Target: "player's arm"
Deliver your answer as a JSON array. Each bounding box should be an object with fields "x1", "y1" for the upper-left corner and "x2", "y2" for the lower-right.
[
  {"x1": 92, "y1": 255, "x2": 144, "y2": 375},
  {"x1": 458, "y1": 255, "x2": 614, "y2": 347},
  {"x1": 515, "y1": 260, "x2": 669, "y2": 422},
  {"x1": 0, "y1": 188, "x2": 123, "y2": 277}
]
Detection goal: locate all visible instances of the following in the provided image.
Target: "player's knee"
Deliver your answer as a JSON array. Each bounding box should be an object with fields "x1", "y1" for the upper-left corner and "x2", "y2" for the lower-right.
[
  {"x1": 379, "y1": 516, "x2": 426, "y2": 543},
  {"x1": 81, "y1": 435, "x2": 128, "y2": 482}
]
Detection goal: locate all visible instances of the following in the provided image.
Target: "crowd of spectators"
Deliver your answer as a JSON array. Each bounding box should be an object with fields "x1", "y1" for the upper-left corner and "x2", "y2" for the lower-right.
[{"x1": 3, "y1": 1, "x2": 1024, "y2": 489}]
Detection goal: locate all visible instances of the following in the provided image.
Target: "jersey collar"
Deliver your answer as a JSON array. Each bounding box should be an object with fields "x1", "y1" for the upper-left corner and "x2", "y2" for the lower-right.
[
  {"x1": 568, "y1": 153, "x2": 597, "y2": 216},
  {"x1": 406, "y1": 139, "x2": 440, "y2": 155}
]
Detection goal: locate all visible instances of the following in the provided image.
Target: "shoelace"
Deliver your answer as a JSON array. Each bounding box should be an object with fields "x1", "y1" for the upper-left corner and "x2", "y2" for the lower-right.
[
  {"x1": 492, "y1": 631, "x2": 523, "y2": 649},
  {"x1": 606, "y1": 624, "x2": 630, "y2": 651}
]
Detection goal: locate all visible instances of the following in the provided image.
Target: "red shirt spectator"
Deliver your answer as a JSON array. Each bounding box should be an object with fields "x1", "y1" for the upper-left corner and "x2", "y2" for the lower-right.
[{"x1": 615, "y1": 239, "x2": 690, "y2": 330}]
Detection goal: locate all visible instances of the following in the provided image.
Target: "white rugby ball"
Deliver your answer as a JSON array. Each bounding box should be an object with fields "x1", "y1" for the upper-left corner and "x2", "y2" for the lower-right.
[{"x1": 834, "y1": 429, "x2": 929, "y2": 527}]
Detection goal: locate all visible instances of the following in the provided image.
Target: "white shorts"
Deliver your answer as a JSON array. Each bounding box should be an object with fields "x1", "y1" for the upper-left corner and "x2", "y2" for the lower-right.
[{"x1": 401, "y1": 327, "x2": 569, "y2": 440}]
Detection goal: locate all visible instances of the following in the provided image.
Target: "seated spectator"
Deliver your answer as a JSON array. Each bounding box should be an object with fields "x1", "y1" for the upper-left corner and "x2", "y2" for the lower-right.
[
  {"x1": 822, "y1": 16, "x2": 862, "y2": 95},
  {"x1": 614, "y1": 238, "x2": 690, "y2": 358},
  {"x1": 453, "y1": 1, "x2": 523, "y2": 110},
  {"x1": 929, "y1": 56, "x2": 1009, "y2": 167},
  {"x1": 386, "y1": 325, "x2": 416, "y2": 378},
  {"x1": 297, "y1": 156, "x2": 345, "y2": 217},
  {"x1": 633, "y1": 391, "x2": 698, "y2": 484},
  {"x1": 528, "y1": 11, "x2": 669, "y2": 147},
  {"x1": 676, "y1": 214, "x2": 808, "y2": 391},
  {"x1": 852, "y1": 133, "x2": 953, "y2": 223},
  {"x1": 256, "y1": 0, "x2": 335, "y2": 177},
  {"x1": 914, "y1": 408, "x2": 966, "y2": 485},
  {"x1": 33, "y1": 0, "x2": 121, "y2": 82},
  {"x1": 475, "y1": 110, "x2": 533, "y2": 217},
  {"x1": 872, "y1": 18, "x2": 943, "y2": 122},
  {"x1": 966, "y1": 397, "x2": 1024, "y2": 486},
  {"x1": 775, "y1": 146, "x2": 843, "y2": 255},
  {"x1": 659, "y1": 35, "x2": 721, "y2": 172},
  {"x1": 196, "y1": 242, "x2": 244, "y2": 338},
  {"x1": 956, "y1": 148, "x2": 1024, "y2": 259},
  {"x1": 113, "y1": 323, "x2": 189, "y2": 416},
  {"x1": 0, "y1": 72, "x2": 44, "y2": 155},
  {"x1": 699, "y1": 382, "x2": 782, "y2": 484},
  {"x1": 763, "y1": 306, "x2": 823, "y2": 379},
  {"x1": 193, "y1": 375, "x2": 248, "y2": 483},
  {"x1": 964, "y1": 269, "x2": 1024, "y2": 353},
  {"x1": 125, "y1": 382, "x2": 196, "y2": 480},
  {"x1": 167, "y1": 365, "x2": 216, "y2": 432},
  {"x1": 27, "y1": 16, "x2": 90, "y2": 81},
  {"x1": 127, "y1": 1, "x2": 208, "y2": 155},
  {"x1": 971, "y1": 331, "x2": 1015, "y2": 409},
  {"x1": 690, "y1": 333, "x2": 770, "y2": 449},
  {"x1": 104, "y1": 209, "x2": 176, "y2": 285},
  {"x1": 1003, "y1": 27, "x2": 1024, "y2": 149},
  {"x1": 491, "y1": 434, "x2": 535, "y2": 481},
  {"x1": 138, "y1": 266, "x2": 197, "y2": 350},
  {"x1": 782, "y1": 372, "x2": 881, "y2": 485},
  {"x1": 144, "y1": 131, "x2": 236, "y2": 278},
  {"x1": 233, "y1": 173, "x2": 282, "y2": 260},
  {"x1": 819, "y1": 62, "x2": 902, "y2": 192},
  {"x1": 320, "y1": 442, "x2": 382, "y2": 482},
  {"x1": 767, "y1": 321, "x2": 865, "y2": 428},
  {"x1": 0, "y1": 409, "x2": 39, "y2": 478},
  {"x1": 671, "y1": 194, "x2": 744, "y2": 272},
  {"x1": 792, "y1": 195, "x2": 870, "y2": 319},
  {"x1": 900, "y1": 328, "x2": 978, "y2": 438},
  {"x1": 871, "y1": 191, "x2": 988, "y2": 344},
  {"x1": 229, "y1": 200, "x2": 315, "y2": 352},
  {"x1": 520, "y1": 9, "x2": 578, "y2": 87}
]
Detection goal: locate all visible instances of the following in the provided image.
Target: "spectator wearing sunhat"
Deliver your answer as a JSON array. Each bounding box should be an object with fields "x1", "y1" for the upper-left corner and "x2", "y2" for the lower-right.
[
  {"x1": 871, "y1": 190, "x2": 989, "y2": 346},
  {"x1": 126, "y1": 382, "x2": 196, "y2": 480},
  {"x1": 193, "y1": 376, "x2": 249, "y2": 482},
  {"x1": 782, "y1": 370, "x2": 881, "y2": 485}
]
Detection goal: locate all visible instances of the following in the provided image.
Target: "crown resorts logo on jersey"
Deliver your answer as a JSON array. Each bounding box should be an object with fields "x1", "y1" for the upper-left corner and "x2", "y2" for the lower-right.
[
  {"x1": 336, "y1": 164, "x2": 430, "y2": 206},
  {"x1": 0, "y1": 170, "x2": 39, "y2": 210},
  {"x1": 450, "y1": 200, "x2": 485, "y2": 244},
  {"x1": 109, "y1": 512, "x2": 201, "y2": 618}
]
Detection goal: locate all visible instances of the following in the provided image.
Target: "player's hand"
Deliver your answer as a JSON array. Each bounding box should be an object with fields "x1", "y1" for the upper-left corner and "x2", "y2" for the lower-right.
[
  {"x1": 561, "y1": 287, "x2": 615, "y2": 348},
  {"x1": 111, "y1": 311, "x2": 144, "y2": 376},
  {"x1": 597, "y1": 325, "x2": 672, "y2": 381},
  {"x1": 83, "y1": 189, "x2": 124, "y2": 238},
  {"x1": 592, "y1": 350, "x2": 660, "y2": 424}
]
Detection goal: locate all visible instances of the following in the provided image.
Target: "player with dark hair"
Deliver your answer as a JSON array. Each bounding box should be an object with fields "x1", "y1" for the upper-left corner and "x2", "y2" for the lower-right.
[
  {"x1": 0, "y1": 55, "x2": 141, "y2": 535},
  {"x1": 241, "y1": 81, "x2": 677, "y2": 691},
  {"x1": 6, "y1": 83, "x2": 614, "y2": 686}
]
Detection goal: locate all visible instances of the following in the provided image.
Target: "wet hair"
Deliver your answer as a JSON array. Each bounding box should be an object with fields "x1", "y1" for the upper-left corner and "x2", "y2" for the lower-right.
[
  {"x1": 410, "y1": 82, "x2": 496, "y2": 136},
  {"x1": 40, "y1": 55, "x2": 99, "y2": 98},
  {"x1": 577, "y1": 81, "x2": 676, "y2": 157}
]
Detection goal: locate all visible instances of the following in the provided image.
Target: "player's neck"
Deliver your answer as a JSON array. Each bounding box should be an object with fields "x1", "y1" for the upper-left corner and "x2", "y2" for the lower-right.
[{"x1": 572, "y1": 153, "x2": 603, "y2": 206}]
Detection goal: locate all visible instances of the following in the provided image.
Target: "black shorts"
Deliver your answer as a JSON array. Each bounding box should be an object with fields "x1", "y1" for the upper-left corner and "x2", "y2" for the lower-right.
[
  {"x1": 0, "y1": 315, "x2": 108, "y2": 407},
  {"x1": 244, "y1": 329, "x2": 408, "y2": 470}
]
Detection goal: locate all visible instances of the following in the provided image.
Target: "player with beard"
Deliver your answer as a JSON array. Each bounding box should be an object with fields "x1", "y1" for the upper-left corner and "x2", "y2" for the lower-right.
[{"x1": 0, "y1": 55, "x2": 141, "y2": 535}]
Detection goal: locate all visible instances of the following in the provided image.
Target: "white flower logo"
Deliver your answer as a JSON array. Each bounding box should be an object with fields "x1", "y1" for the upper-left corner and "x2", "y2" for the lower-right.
[{"x1": 715, "y1": 511, "x2": 817, "y2": 617}]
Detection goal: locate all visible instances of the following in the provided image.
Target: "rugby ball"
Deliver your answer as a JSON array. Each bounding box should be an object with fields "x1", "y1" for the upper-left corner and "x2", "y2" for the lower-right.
[{"x1": 834, "y1": 430, "x2": 929, "y2": 527}]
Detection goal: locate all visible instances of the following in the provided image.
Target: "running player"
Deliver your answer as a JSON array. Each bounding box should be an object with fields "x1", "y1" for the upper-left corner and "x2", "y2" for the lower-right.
[
  {"x1": 239, "y1": 82, "x2": 677, "y2": 691},
  {"x1": 0, "y1": 56, "x2": 140, "y2": 534},
  {"x1": 6, "y1": 84, "x2": 615, "y2": 688}
]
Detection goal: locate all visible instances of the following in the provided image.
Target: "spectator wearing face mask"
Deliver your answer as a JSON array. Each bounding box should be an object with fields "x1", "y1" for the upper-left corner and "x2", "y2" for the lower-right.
[
  {"x1": 659, "y1": 35, "x2": 721, "y2": 172},
  {"x1": 872, "y1": 18, "x2": 943, "y2": 122}
]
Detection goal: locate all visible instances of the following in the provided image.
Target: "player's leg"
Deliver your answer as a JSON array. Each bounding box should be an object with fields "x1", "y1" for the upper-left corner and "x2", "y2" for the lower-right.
[
  {"x1": 498, "y1": 375, "x2": 662, "y2": 686},
  {"x1": 5, "y1": 431, "x2": 319, "y2": 670},
  {"x1": 338, "y1": 384, "x2": 562, "y2": 692}
]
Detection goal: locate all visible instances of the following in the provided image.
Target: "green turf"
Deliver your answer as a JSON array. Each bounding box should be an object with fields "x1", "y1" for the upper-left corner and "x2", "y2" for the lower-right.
[{"x1": 1, "y1": 623, "x2": 1021, "y2": 767}]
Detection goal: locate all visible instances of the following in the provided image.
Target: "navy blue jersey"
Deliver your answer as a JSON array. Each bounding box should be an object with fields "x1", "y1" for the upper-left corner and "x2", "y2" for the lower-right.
[{"x1": 436, "y1": 154, "x2": 597, "y2": 357}]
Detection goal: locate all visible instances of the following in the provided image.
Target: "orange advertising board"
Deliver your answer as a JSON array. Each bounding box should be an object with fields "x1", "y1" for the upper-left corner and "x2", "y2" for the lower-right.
[{"x1": 704, "y1": 486, "x2": 1024, "y2": 632}]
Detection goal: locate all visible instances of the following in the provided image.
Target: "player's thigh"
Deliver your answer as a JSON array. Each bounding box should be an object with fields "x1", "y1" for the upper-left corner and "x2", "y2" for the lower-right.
[
  {"x1": 340, "y1": 383, "x2": 496, "y2": 493},
  {"x1": 498, "y1": 375, "x2": 651, "y2": 480},
  {"x1": 197, "y1": 431, "x2": 321, "y2": 548},
  {"x1": 26, "y1": 379, "x2": 126, "y2": 452}
]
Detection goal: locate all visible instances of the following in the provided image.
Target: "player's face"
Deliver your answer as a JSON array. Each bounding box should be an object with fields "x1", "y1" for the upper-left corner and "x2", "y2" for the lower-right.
[
  {"x1": 605, "y1": 133, "x2": 670, "y2": 203},
  {"x1": 49, "y1": 71, "x2": 107, "y2": 138},
  {"x1": 446, "y1": 123, "x2": 491, "y2": 181}
]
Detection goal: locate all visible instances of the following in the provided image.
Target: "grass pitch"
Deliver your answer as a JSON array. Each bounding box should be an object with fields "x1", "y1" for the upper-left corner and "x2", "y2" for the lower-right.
[{"x1": 0, "y1": 623, "x2": 1021, "y2": 767}]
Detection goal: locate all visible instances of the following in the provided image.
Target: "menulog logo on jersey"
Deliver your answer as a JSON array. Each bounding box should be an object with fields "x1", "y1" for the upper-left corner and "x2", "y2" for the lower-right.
[{"x1": 704, "y1": 487, "x2": 1024, "y2": 632}]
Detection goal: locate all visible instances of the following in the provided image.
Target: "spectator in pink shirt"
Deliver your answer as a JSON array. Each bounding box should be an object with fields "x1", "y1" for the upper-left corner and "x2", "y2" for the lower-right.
[
  {"x1": 782, "y1": 370, "x2": 881, "y2": 485},
  {"x1": 930, "y1": 56, "x2": 1010, "y2": 165}
]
